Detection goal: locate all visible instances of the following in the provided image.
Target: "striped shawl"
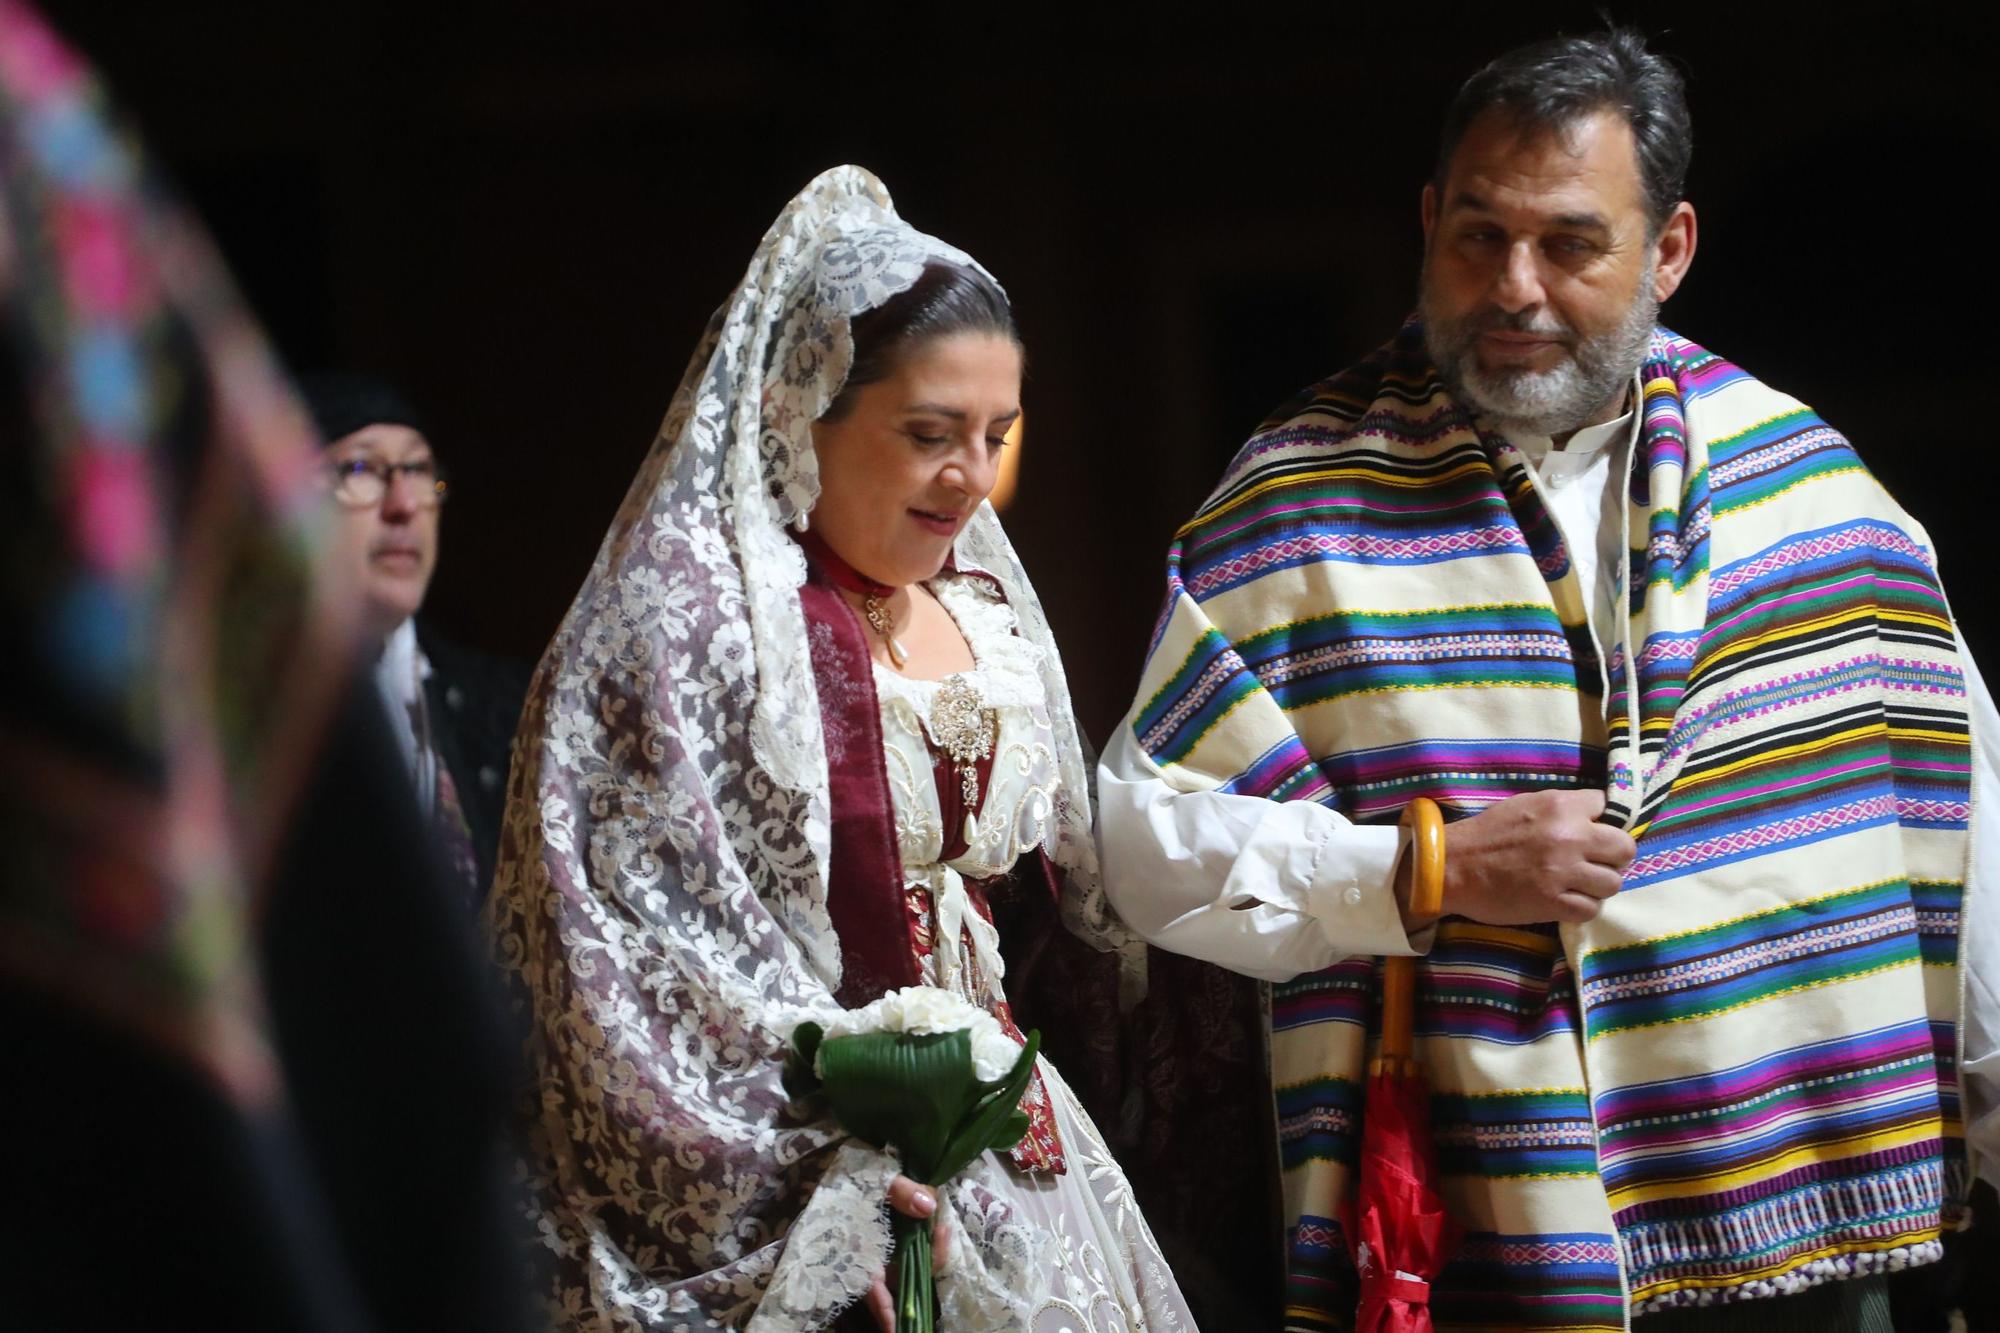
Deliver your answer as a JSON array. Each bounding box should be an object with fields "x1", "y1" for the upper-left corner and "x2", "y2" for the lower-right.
[{"x1": 1128, "y1": 322, "x2": 1972, "y2": 1329}]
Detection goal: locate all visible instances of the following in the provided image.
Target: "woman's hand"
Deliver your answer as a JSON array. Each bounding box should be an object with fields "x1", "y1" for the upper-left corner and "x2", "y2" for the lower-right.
[{"x1": 863, "y1": 1175, "x2": 950, "y2": 1331}]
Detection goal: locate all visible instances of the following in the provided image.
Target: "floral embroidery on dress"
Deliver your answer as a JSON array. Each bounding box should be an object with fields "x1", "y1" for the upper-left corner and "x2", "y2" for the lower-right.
[
  {"x1": 488, "y1": 167, "x2": 1181, "y2": 1332},
  {"x1": 879, "y1": 573, "x2": 1070, "y2": 1173}
]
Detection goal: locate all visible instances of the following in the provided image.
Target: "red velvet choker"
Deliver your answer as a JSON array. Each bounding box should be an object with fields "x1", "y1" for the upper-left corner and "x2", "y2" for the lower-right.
[
  {"x1": 793, "y1": 526, "x2": 892, "y2": 598},
  {"x1": 793, "y1": 526, "x2": 909, "y2": 667}
]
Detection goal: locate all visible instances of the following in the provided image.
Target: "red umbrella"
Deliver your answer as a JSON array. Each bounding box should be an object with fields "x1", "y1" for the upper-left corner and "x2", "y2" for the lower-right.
[{"x1": 1351, "y1": 797, "x2": 1458, "y2": 1332}]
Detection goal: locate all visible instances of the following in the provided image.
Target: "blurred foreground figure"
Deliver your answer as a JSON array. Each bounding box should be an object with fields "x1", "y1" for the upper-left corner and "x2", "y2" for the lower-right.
[{"x1": 0, "y1": 4, "x2": 530, "y2": 1329}]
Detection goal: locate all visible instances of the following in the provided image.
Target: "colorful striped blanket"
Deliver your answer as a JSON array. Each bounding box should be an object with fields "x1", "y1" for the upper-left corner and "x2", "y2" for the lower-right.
[{"x1": 1128, "y1": 322, "x2": 1971, "y2": 1328}]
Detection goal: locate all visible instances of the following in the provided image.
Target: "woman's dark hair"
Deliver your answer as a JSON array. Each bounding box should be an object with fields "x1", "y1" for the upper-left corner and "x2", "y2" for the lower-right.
[
  {"x1": 1436, "y1": 26, "x2": 1691, "y2": 236},
  {"x1": 819, "y1": 262, "x2": 1019, "y2": 422}
]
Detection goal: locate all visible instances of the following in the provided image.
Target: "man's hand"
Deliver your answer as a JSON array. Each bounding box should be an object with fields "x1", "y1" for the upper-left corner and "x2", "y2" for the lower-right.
[{"x1": 1401, "y1": 790, "x2": 1635, "y2": 928}]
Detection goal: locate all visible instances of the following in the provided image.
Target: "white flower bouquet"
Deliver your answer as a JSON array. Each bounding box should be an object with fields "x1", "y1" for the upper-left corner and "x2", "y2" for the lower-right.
[{"x1": 783, "y1": 985, "x2": 1041, "y2": 1333}]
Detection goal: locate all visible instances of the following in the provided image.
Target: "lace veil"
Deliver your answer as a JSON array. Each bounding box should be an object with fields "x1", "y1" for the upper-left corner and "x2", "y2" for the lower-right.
[{"x1": 487, "y1": 165, "x2": 1129, "y2": 1330}]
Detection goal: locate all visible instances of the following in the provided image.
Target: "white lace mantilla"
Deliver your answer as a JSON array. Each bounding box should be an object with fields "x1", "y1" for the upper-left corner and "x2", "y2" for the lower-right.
[{"x1": 487, "y1": 166, "x2": 1155, "y2": 1332}]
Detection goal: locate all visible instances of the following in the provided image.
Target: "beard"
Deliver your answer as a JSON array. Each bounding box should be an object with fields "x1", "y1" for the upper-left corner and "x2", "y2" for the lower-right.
[{"x1": 1420, "y1": 270, "x2": 1658, "y2": 437}]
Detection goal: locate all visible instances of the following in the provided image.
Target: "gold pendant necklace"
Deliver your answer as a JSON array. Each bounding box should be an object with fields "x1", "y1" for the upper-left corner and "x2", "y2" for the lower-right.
[
  {"x1": 862, "y1": 594, "x2": 910, "y2": 669},
  {"x1": 929, "y1": 674, "x2": 997, "y2": 844}
]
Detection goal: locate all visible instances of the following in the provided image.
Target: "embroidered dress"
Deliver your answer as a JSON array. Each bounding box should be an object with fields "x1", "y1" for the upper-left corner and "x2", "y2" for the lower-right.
[
  {"x1": 875, "y1": 573, "x2": 1191, "y2": 1331},
  {"x1": 488, "y1": 166, "x2": 1172, "y2": 1331}
]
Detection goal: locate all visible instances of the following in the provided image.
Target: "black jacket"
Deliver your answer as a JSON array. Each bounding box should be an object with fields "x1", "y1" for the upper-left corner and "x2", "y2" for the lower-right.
[{"x1": 417, "y1": 620, "x2": 532, "y2": 900}]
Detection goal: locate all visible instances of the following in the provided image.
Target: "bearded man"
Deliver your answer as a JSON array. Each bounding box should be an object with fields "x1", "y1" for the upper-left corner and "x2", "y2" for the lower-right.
[{"x1": 1100, "y1": 26, "x2": 1998, "y2": 1332}]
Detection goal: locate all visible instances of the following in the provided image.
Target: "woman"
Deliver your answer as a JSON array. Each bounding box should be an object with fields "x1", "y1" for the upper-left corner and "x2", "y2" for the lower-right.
[{"x1": 488, "y1": 166, "x2": 1193, "y2": 1331}]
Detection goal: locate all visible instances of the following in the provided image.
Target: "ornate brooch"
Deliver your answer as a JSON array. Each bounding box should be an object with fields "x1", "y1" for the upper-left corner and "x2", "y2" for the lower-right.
[{"x1": 929, "y1": 674, "x2": 997, "y2": 844}]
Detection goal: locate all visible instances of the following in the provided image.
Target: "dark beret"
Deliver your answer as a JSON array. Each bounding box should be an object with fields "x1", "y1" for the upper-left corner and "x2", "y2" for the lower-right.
[{"x1": 294, "y1": 372, "x2": 426, "y2": 446}]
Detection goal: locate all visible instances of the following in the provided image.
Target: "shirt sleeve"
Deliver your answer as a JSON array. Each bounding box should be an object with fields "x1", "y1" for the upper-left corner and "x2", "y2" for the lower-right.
[
  {"x1": 1096, "y1": 708, "x2": 1418, "y2": 984},
  {"x1": 1949, "y1": 629, "x2": 2000, "y2": 1191}
]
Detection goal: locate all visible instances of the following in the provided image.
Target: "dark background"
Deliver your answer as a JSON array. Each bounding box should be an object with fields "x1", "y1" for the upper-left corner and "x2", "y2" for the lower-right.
[{"x1": 46, "y1": 1, "x2": 1999, "y2": 741}]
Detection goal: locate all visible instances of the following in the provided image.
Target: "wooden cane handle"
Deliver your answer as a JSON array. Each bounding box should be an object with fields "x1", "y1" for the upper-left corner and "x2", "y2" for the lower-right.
[
  {"x1": 1376, "y1": 799, "x2": 1445, "y2": 1073},
  {"x1": 1402, "y1": 797, "x2": 1445, "y2": 921}
]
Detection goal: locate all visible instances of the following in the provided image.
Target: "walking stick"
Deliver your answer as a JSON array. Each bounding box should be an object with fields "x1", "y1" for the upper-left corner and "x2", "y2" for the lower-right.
[{"x1": 1373, "y1": 797, "x2": 1444, "y2": 1079}]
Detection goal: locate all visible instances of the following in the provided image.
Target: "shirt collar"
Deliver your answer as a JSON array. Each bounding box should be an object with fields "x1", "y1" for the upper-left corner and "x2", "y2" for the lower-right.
[
  {"x1": 1498, "y1": 369, "x2": 1644, "y2": 463},
  {"x1": 372, "y1": 617, "x2": 428, "y2": 708}
]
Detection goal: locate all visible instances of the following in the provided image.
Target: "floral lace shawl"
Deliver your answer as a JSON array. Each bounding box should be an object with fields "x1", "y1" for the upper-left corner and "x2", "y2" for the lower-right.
[{"x1": 486, "y1": 165, "x2": 1136, "y2": 1331}]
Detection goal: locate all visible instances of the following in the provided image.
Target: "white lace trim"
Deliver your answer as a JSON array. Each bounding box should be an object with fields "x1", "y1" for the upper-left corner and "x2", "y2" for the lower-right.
[
  {"x1": 873, "y1": 578, "x2": 1062, "y2": 881},
  {"x1": 870, "y1": 574, "x2": 1051, "y2": 733},
  {"x1": 744, "y1": 1142, "x2": 1061, "y2": 1333},
  {"x1": 490, "y1": 165, "x2": 1146, "y2": 1331}
]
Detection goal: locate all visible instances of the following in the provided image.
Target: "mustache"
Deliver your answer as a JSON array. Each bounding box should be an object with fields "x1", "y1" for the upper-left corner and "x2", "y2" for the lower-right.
[{"x1": 1456, "y1": 306, "x2": 1576, "y2": 340}]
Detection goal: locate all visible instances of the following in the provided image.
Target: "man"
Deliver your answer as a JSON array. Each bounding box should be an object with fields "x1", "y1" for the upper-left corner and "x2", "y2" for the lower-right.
[
  {"x1": 1100, "y1": 28, "x2": 1998, "y2": 1331},
  {"x1": 301, "y1": 375, "x2": 530, "y2": 902}
]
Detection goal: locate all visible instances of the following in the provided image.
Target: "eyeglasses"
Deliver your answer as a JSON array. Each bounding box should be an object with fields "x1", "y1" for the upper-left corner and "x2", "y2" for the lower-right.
[{"x1": 323, "y1": 456, "x2": 450, "y2": 509}]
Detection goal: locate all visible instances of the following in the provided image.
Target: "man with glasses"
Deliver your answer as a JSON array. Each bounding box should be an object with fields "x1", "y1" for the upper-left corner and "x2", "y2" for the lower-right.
[{"x1": 301, "y1": 373, "x2": 528, "y2": 904}]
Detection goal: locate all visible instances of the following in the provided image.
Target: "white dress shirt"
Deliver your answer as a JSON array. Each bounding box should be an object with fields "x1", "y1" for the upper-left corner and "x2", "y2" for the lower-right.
[
  {"x1": 371, "y1": 616, "x2": 436, "y2": 812},
  {"x1": 1097, "y1": 391, "x2": 2000, "y2": 1183}
]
